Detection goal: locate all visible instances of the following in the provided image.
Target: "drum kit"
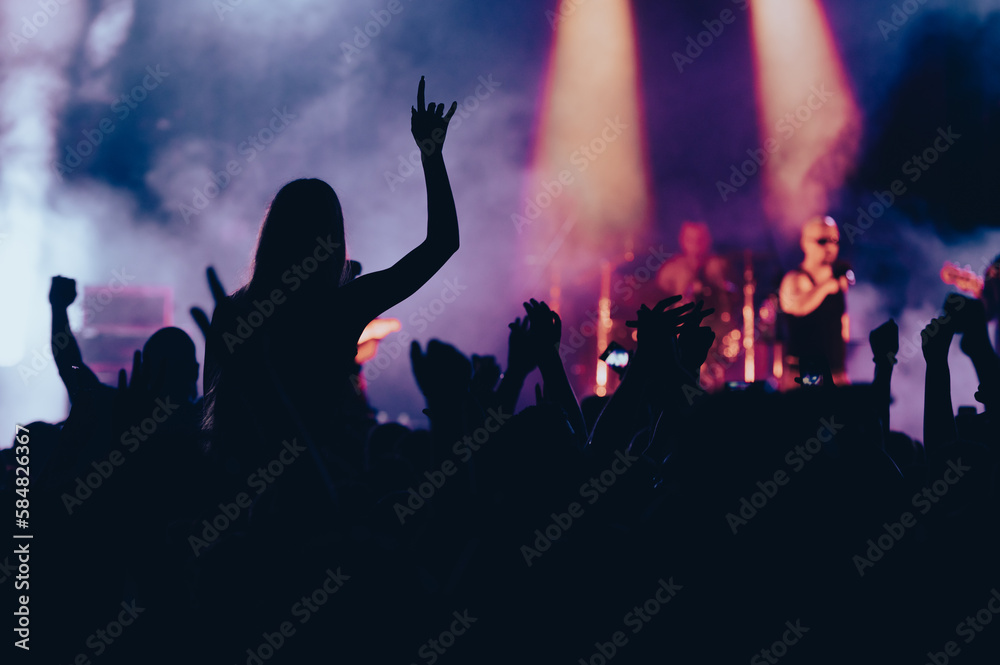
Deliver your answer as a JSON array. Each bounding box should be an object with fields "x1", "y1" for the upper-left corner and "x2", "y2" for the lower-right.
[{"x1": 600, "y1": 247, "x2": 788, "y2": 391}]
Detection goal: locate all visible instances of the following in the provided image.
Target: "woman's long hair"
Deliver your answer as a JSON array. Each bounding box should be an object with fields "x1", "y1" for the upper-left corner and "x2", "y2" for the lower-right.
[
  {"x1": 203, "y1": 179, "x2": 349, "y2": 442},
  {"x1": 244, "y1": 178, "x2": 349, "y2": 299}
]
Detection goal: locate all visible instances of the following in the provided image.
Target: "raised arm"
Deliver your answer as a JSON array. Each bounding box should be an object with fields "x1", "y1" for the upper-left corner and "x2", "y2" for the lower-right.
[
  {"x1": 869, "y1": 318, "x2": 898, "y2": 442},
  {"x1": 496, "y1": 316, "x2": 536, "y2": 415},
  {"x1": 344, "y1": 77, "x2": 459, "y2": 323},
  {"x1": 523, "y1": 299, "x2": 588, "y2": 448},
  {"x1": 49, "y1": 276, "x2": 99, "y2": 401},
  {"x1": 921, "y1": 315, "x2": 957, "y2": 465},
  {"x1": 955, "y1": 296, "x2": 1000, "y2": 413},
  {"x1": 779, "y1": 271, "x2": 841, "y2": 317}
]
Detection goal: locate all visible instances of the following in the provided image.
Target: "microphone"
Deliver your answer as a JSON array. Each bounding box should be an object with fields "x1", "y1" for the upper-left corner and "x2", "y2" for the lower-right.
[{"x1": 833, "y1": 260, "x2": 855, "y2": 286}]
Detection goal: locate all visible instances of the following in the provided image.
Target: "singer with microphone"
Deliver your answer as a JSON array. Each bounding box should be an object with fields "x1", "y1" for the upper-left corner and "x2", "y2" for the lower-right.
[{"x1": 778, "y1": 215, "x2": 852, "y2": 388}]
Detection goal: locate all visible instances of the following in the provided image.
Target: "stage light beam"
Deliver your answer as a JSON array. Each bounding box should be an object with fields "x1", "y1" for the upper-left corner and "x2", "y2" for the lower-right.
[
  {"x1": 526, "y1": 0, "x2": 650, "y2": 395},
  {"x1": 750, "y1": 0, "x2": 861, "y2": 232}
]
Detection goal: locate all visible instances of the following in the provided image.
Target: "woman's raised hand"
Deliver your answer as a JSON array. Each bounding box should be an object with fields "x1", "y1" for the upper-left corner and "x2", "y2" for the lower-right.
[{"x1": 411, "y1": 76, "x2": 457, "y2": 158}]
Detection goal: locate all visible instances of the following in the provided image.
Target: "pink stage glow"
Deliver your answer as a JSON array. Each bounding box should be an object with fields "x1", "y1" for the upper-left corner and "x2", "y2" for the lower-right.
[
  {"x1": 525, "y1": 0, "x2": 650, "y2": 255},
  {"x1": 750, "y1": 0, "x2": 862, "y2": 233},
  {"x1": 524, "y1": 0, "x2": 651, "y2": 394}
]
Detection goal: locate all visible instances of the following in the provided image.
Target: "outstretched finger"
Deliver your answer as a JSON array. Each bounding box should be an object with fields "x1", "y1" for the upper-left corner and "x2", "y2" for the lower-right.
[
  {"x1": 129, "y1": 350, "x2": 142, "y2": 390},
  {"x1": 683, "y1": 302, "x2": 715, "y2": 324},
  {"x1": 191, "y1": 307, "x2": 211, "y2": 341},
  {"x1": 664, "y1": 302, "x2": 696, "y2": 319},
  {"x1": 417, "y1": 76, "x2": 425, "y2": 112},
  {"x1": 653, "y1": 295, "x2": 684, "y2": 312},
  {"x1": 444, "y1": 101, "x2": 458, "y2": 123},
  {"x1": 206, "y1": 267, "x2": 227, "y2": 306},
  {"x1": 409, "y1": 340, "x2": 426, "y2": 371}
]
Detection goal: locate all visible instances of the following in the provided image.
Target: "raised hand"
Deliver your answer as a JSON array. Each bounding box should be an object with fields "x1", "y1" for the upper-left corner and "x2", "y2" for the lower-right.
[
  {"x1": 112, "y1": 350, "x2": 158, "y2": 437},
  {"x1": 869, "y1": 318, "x2": 899, "y2": 365},
  {"x1": 410, "y1": 339, "x2": 472, "y2": 405},
  {"x1": 626, "y1": 296, "x2": 692, "y2": 370},
  {"x1": 49, "y1": 276, "x2": 77, "y2": 309},
  {"x1": 676, "y1": 300, "x2": 716, "y2": 376},
  {"x1": 950, "y1": 295, "x2": 992, "y2": 357},
  {"x1": 470, "y1": 354, "x2": 502, "y2": 408},
  {"x1": 921, "y1": 315, "x2": 956, "y2": 364},
  {"x1": 190, "y1": 267, "x2": 228, "y2": 342},
  {"x1": 506, "y1": 316, "x2": 536, "y2": 378},
  {"x1": 522, "y1": 299, "x2": 561, "y2": 359},
  {"x1": 519, "y1": 299, "x2": 586, "y2": 443},
  {"x1": 117, "y1": 350, "x2": 144, "y2": 395},
  {"x1": 411, "y1": 76, "x2": 458, "y2": 158},
  {"x1": 626, "y1": 296, "x2": 689, "y2": 339}
]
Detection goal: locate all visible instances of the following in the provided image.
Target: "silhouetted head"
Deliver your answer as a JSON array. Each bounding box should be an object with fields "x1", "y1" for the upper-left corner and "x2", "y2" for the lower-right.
[
  {"x1": 800, "y1": 215, "x2": 839, "y2": 266},
  {"x1": 142, "y1": 327, "x2": 199, "y2": 402},
  {"x1": 679, "y1": 221, "x2": 712, "y2": 260},
  {"x1": 247, "y1": 179, "x2": 348, "y2": 297}
]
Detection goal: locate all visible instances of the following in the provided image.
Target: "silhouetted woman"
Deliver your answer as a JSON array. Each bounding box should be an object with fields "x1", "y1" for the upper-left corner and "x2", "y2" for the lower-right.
[{"x1": 201, "y1": 77, "x2": 459, "y2": 485}]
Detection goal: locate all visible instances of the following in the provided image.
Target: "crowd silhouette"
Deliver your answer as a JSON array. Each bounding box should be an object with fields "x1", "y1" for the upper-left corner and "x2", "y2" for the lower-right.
[{"x1": 3, "y1": 78, "x2": 999, "y2": 664}]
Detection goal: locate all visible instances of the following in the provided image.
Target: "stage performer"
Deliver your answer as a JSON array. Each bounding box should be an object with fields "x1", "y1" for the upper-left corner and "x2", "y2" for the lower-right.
[
  {"x1": 778, "y1": 216, "x2": 850, "y2": 388},
  {"x1": 656, "y1": 221, "x2": 733, "y2": 389}
]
